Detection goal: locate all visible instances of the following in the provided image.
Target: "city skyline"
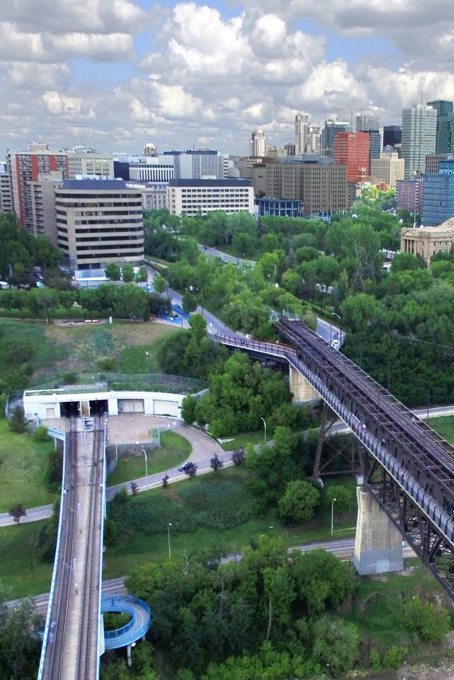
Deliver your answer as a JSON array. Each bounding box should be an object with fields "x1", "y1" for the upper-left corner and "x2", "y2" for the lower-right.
[{"x1": 1, "y1": 0, "x2": 454, "y2": 157}]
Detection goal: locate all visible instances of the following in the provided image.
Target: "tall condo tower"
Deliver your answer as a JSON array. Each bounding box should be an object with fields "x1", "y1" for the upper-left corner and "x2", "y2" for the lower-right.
[
  {"x1": 295, "y1": 112, "x2": 309, "y2": 155},
  {"x1": 401, "y1": 104, "x2": 437, "y2": 178},
  {"x1": 250, "y1": 130, "x2": 266, "y2": 157}
]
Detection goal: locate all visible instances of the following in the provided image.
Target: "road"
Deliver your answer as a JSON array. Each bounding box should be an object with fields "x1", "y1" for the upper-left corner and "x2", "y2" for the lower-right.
[
  {"x1": 12, "y1": 539, "x2": 416, "y2": 617},
  {"x1": 1, "y1": 401, "x2": 454, "y2": 528}
]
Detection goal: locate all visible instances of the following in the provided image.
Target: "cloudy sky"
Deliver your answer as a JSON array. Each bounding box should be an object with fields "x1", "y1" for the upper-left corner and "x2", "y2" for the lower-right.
[{"x1": 1, "y1": 0, "x2": 454, "y2": 157}]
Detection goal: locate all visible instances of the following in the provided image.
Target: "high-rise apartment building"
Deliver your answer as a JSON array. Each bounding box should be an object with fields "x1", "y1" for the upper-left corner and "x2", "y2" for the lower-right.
[
  {"x1": 370, "y1": 150, "x2": 405, "y2": 188},
  {"x1": 401, "y1": 104, "x2": 437, "y2": 178},
  {"x1": 321, "y1": 119, "x2": 351, "y2": 158},
  {"x1": 307, "y1": 126, "x2": 321, "y2": 154},
  {"x1": 54, "y1": 180, "x2": 144, "y2": 270},
  {"x1": 250, "y1": 130, "x2": 266, "y2": 157},
  {"x1": 425, "y1": 154, "x2": 449, "y2": 175},
  {"x1": 0, "y1": 163, "x2": 12, "y2": 214},
  {"x1": 396, "y1": 178, "x2": 423, "y2": 212},
  {"x1": 164, "y1": 150, "x2": 226, "y2": 179},
  {"x1": 295, "y1": 112, "x2": 309, "y2": 155},
  {"x1": 8, "y1": 143, "x2": 69, "y2": 232},
  {"x1": 333, "y1": 132, "x2": 370, "y2": 183}
]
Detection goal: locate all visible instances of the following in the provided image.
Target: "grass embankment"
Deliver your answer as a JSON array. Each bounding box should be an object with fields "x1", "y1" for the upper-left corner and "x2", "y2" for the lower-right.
[
  {"x1": 0, "y1": 420, "x2": 57, "y2": 512},
  {"x1": 219, "y1": 431, "x2": 265, "y2": 450},
  {"x1": 0, "y1": 521, "x2": 52, "y2": 597},
  {"x1": 107, "y1": 431, "x2": 191, "y2": 485},
  {"x1": 429, "y1": 416, "x2": 454, "y2": 445}
]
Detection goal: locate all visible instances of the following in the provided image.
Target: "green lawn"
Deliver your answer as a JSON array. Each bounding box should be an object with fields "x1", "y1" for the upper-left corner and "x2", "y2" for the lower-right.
[
  {"x1": 429, "y1": 416, "x2": 454, "y2": 445},
  {"x1": 107, "y1": 431, "x2": 191, "y2": 485},
  {"x1": 0, "y1": 520, "x2": 52, "y2": 598},
  {"x1": 220, "y1": 431, "x2": 265, "y2": 451},
  {"x1": 0, "y1": 420, "x2": 58, "y2": 512}
]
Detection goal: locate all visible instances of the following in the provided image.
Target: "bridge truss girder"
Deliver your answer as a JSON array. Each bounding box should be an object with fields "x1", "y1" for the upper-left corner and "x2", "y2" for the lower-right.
[{"x1": 362, "y1": 447, "x2": 454, "y2": 596}]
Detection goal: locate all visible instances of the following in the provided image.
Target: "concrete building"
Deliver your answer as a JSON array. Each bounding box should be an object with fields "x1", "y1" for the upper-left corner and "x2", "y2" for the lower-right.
[
  {"x1": 164, "y1": 149, "x2": 226, "y2": 180},
  {"x1": 370, "y1": 150, "x2": 405, "y2": 188},
  {"x1": 128, "y1": 156, "x2": 174, "y2": 182},
  {"x1": 167, "y1": 178, "x2": 255, "y2": 216},
  {"x1": 422, "y1": 159, "x2": 454, "y2": 226},
  {"x1": 401, "y1": 217, "x2": 454, "y2": 260},
  {"x1": 250, "y1": 130, "x2": 266, "y2": 157},
  {"x1": 425, "y1": 153, "x2": 449, "y2": 175},
  {"x1": 67, "y1": 152, "x2": 114, "y2": 179},
  {"x1": 321, "y1": 119, "x2": 351, "y2": 158},
  {"x1": 401, "y1": 104, "x2": 437, "y2": 178},
  {"x1": 334, "y1": 132, "x2": 370, "y2": 183},
  {"x1": 0, "y1": 163, "x2": 12, "y2": 214},
  {"x1": 54, "y1": 180, "x2": 144, "y2": 270},
  {"x1": 396, "y1": 178, "x2": 423, "y2": 212},
  {"x1": 426, "y1": 101, "x2": 454, "y2": 154},
  {"x1": 262, "y1": 158, "x2": 350, "y2": 216},
  {"x1": 8, "y1": 143, "x2": 69, "y2": 232},
  {"x1": 295, "y1": 112, "x2": 309, "y2": 155},
  {"x1": 307, "y1": 126, "x2": 321, "y2": 154},
  {"x1": 125, "y1": 181, "x2": 168, "y2": 211},
  {"x1": 29, "y1": 172, "x2": 63, "y2": 243}
]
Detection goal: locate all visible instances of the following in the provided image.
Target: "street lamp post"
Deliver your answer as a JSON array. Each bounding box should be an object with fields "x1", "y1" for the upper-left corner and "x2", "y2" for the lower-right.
[
  {"x1": 261, "y1": 417, "x2": 267, "y2": 444},
  {"x1": 331, "y1": 498, "x2": 337, "y2": 537},
  {"x1": 143, "y1": 449, "x2": 148, "y2": 478},
  {"x1": 167, "y1": 522, "x2": 172, "y2": 560}
]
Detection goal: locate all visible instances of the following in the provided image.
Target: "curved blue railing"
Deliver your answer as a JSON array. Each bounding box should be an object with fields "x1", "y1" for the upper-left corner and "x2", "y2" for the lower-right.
[{"x1": 101, "y1": 595, "x2": 151, "y2": 650}]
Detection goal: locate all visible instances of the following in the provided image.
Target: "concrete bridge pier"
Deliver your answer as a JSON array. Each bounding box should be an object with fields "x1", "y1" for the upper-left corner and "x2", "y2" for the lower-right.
[
  {"x1": 353, "y1": 483, "x2": 403, "y2": 575},
  {"x1": 289, "y1": 365, "x2": 320, "y2": 403}
]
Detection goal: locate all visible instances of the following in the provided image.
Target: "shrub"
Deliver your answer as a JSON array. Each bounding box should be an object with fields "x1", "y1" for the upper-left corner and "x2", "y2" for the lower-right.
[
  {"x1": 33, "y1": 425, "x2": 52, "y2": 443},
  {"x1": 404, "y1": 595, "x2": 450, "y2": 644},
  {"x1": 9, "y1": 405, "x2": 27, "y2": 434},
  {"x1": 383, "y1": 645, "x2": 407, "y2": 669},
  {"x1": 369, "y1": 648, "x2": 381, "y2": 670}
]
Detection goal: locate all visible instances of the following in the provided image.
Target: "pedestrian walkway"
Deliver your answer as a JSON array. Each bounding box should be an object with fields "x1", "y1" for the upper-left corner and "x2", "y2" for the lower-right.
[{"x1": 101, "y1": 595, "x2": 151, "y2": 650}]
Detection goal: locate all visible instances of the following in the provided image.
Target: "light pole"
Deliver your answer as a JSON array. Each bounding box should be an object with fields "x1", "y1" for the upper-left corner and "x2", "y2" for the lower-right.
[
  {"x1": 331, "y1": 498, "x2": 337, "y2": 537},
  {"x1": 142, "y1": 449, "x2": 148, "y2": 478},
  {"x1": 261, "y1": 417, "x2": 267, "y2": 444},
  {"x1": 167, "y1": 522, "x2": 172, "y2": 560}
]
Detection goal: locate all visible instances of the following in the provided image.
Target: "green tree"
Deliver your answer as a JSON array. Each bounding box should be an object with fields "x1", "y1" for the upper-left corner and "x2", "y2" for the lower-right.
[
  {"x1": 105, "y1": 262, "x2": 121, "y2": 281},
  {"x1": 312, "y1": 616, "x2": 359, "y2": 677},
  {"x1": 9, "y1": 405, "x2": 27, "y2": 434},
  {"x1": 290, "y1": 550, "x2": 353, "y2": 615},
  {"x1": 153, "y1": 274, "x2": 167, "y2": 295},
  {"x1": 122, "y1": 263, "x2": 135, "y2": 283},
  {"x1": 135, "y1": 265, "x2": 148, "y2": 283},
  {"x1": 403, "y1": 595, "x2": 450, "y2": 643},
  {"x1": 0, "y1": 585, "x2": 44, "y2": 679},
  {"x1": 278, "y1": 479, "x2": 320, "y2": 523}
]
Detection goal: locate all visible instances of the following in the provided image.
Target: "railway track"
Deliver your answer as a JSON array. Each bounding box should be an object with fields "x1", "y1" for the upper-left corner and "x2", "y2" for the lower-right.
[
  {"x1": 41, "y1": 418, "x2": 78, "y2": 680},
  {"x1": 76, "y1": 416, "x2": 104, "y2": 679},
  {"x1": 39, "y1": 416, "x2": 105, "y2": 680}
]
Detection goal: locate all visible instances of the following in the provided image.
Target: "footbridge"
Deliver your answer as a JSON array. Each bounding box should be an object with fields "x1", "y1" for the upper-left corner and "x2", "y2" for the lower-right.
[
  {"x1": 101, "y1": 595, "x2": 151, "y2": 651},
  {"x1": 210, "y1": 320, "x2": 454, "y2": 599}
]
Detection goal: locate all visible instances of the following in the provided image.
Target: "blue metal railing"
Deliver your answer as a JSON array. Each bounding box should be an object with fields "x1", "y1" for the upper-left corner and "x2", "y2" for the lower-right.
[
  {"x1": 36, "y1": 429, "x2": 66, "y2": 680},
  {"x1": 101, "y1": 596, "x2": 151, "y2": 649}
]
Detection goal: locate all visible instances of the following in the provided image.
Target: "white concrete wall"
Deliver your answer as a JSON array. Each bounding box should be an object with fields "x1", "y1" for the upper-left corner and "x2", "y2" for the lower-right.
[{"x1": 23, "y1": 390, "x2": 184, "y2": 420}]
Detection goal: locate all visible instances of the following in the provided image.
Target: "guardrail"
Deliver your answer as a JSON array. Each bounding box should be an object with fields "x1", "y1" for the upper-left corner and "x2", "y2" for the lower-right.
[
  {"x1": 101, "y1": 596, "x2": 151, "y2": 649},
  {"x1": 36, "y1": 429, "x2": 66, "y2": 680}
]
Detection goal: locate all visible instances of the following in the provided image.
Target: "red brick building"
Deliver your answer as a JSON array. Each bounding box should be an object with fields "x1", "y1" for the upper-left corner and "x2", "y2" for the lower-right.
[{"x1": 334, "y1": 132, "x2": 370, "y2": 183}]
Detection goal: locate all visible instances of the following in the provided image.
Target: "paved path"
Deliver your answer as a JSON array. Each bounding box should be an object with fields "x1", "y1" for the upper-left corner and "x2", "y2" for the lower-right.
[{"x1": 10, "y1": 538, "x2": 417, "y2": 616}]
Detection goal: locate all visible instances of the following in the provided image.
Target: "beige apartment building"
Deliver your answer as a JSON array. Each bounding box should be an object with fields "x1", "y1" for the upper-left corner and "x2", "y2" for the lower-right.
[
  {"x1": 261, "y1": 161, "x2": 350, "y2": 215},
  {"x1": 370, "y1": 151, "x2": 405, "y2": 188},
  {"x1": 401, "y1": 217, "x2": 454, "y2": 261},
  {"x1": 55, "y1": 180, "x2": 144, "y2": 270},
  {"x1": 67, "y1": 152, "x2": 114, "y2": 179}
]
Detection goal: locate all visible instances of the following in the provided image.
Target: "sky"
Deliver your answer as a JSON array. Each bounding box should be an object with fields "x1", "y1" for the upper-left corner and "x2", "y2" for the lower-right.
[{"x1": 1, "y1": 0, "x2": 454, "y2": 157}]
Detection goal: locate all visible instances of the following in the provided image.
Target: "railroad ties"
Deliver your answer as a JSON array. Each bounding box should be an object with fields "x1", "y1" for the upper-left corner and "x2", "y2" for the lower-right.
[{"x1": 39, "y1": 416, "x2": 105, "y2": 680}]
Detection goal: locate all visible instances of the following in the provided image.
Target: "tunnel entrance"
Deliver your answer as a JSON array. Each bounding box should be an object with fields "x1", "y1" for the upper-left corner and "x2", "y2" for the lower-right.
[{"x1": 60, "y1": 399, "x2": 108, "y2": 418}]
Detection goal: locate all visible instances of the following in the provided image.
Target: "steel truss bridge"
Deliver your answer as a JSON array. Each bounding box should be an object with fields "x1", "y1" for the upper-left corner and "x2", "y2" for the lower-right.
[{"x1": 210, "y1": 319, "x2": 454, "y2": 600}]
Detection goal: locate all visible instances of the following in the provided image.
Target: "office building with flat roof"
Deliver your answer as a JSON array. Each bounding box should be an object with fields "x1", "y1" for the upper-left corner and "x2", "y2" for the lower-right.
[
  {"x1": 422, "y1": 159, "x2": 454, "y2": 226},
  {"x1": 334, "y1": 132, "x2": 370, "y2": 183},
  {"x1": 167, "y1": 179, "x2": 254, "y2": 216},
  {"x1": 54, "y1": 180, "x2": 144, "y2": 270},
  {"x1": 370, "y1": 151, "x2": 405, "y2": 188}
]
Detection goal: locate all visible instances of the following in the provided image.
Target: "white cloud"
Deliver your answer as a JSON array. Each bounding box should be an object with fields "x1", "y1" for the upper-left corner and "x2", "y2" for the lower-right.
[{"x1": 1, "y1": 0, "x2": 454, "y2": 155}]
